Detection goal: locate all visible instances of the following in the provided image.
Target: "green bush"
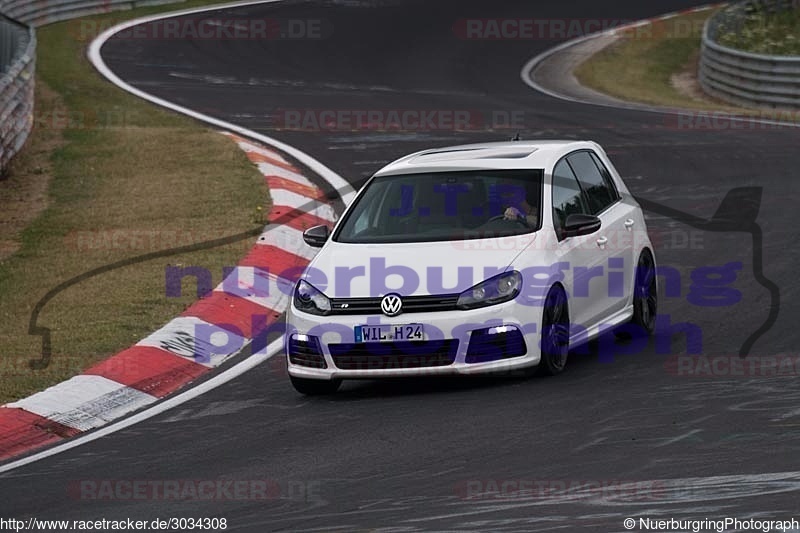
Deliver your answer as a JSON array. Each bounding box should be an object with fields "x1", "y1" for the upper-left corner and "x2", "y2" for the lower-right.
[{"x1": 717, "y1": 7, "x2": 800, "y2": 55}]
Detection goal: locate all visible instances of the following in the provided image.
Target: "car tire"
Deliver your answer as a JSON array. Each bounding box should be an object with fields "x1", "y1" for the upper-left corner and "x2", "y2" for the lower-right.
[
  {"x1": 290, "y1": 376, "x2": 342, "y2": 395},
  {"x1": 615, "y1": 249, "x2": 658, "y2": 339},
  {"x1": 537, "y1": 285, "x2": 570, "y2": 376}
]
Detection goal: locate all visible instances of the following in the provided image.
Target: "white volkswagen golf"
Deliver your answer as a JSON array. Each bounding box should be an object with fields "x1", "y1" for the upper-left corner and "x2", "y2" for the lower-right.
[{"x1": 286, "y1": 141, "x2": 657, "y2": 395}]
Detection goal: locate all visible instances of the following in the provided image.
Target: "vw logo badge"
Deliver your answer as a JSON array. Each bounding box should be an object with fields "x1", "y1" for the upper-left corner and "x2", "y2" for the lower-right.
[{"x1": 381, "y1": 294, "x2": 403, "y2": 317}]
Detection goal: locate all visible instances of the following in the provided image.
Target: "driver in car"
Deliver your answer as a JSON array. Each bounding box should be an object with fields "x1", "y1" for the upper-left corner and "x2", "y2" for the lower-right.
[{"x1": 502, "y1": 182, "x2": 539, "y2": 227}]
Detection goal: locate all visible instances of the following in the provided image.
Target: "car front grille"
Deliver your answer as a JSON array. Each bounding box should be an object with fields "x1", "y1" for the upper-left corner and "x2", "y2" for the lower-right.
[
  {"x1": 328, "y1": 294, "x2": 460, "y2": 315},
  {"x1": 465, "y1": 327, "x2": 527, "y2": 364},
  {"x1": 288, "y1": 335, "x2": 327, "y2": 369},
  {"x1": 328, "y1": 339, "x2": 459, "y2": 370}
]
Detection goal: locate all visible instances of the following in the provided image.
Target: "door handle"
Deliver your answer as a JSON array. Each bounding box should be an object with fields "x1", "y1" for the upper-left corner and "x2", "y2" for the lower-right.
[
  {"x1": 596, "y1": 236, "x2": 608, "y2": 249},
  {"x1": 624, "y1": 218, "x2": 635, "y2": 230}
]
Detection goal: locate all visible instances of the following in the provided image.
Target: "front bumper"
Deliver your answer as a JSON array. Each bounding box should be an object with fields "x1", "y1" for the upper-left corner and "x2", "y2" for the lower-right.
[{"x1": 286, "y1": 300, "x2": 542, "y2": 380}]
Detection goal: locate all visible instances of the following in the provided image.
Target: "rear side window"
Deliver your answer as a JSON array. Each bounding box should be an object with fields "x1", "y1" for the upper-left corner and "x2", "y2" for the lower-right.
[
  {"x1": 567, "y1": 151, "x2": 617, "y2": 215},
  {"x1": 551, "y1": 159, "x2": 588, "y2": 236},
  {"x1": 589, "y1": 152, "x2": 620, "y2": 199}
]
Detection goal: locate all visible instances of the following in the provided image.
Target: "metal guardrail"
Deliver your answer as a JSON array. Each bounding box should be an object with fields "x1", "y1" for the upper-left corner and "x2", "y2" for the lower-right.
[
  {"x1": 700, "y1": 0, "x2": 800, "y2": 109},
  {"x1": 0, "y1": 0, "x2": 184, "y2": 175},
  {"x1": 0, "y1": 0, "x2": 183, "y2": 28},
  {"x1": 0, "y1": 14, "x2": 34, "y2": 174}
]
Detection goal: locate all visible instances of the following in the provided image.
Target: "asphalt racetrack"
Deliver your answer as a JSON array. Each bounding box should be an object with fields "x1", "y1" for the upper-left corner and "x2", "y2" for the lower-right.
[{"x1": 2, "y1": 1, "x2": 799, "y2": 531}]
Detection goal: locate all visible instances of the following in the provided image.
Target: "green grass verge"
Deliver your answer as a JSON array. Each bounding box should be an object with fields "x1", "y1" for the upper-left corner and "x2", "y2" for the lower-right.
[
  {"x1": 0, "y1": 1, "x2": 270, "y2": 403},
  {"x1": 717, "y1": 7, "x2": 800, "y2": 56},
  {"x1": 574, "y1": 10, "x2": 757, "y2": 112}
]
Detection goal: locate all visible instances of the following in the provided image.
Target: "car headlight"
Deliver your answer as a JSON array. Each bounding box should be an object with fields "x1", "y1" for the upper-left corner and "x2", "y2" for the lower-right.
[
  {"x1": 293, "y1": 280, "x2": 331, "y2": 316},
  {"x1": 457, "y1": 271, "x2": 521, "y2": 310}
]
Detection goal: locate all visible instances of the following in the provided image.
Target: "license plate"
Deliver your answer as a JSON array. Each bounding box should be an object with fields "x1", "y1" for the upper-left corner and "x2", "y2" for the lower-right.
[{"x1": 354, "y1": 324, "x2": 424, "y2": 343}]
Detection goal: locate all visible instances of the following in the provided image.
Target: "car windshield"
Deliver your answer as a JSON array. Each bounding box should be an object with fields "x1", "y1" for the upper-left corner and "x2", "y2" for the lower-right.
[{"x1": 334, "y1": 170, "x2": 543, "y2": 243}]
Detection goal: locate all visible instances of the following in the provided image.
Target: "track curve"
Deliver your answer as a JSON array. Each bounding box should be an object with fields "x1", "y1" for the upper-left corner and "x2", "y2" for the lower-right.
[{"x1": 2, "y1": 1, "x2": 800, "y2": 531}]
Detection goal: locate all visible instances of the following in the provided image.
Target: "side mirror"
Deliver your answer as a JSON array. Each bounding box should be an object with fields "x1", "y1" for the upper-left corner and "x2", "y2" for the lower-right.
[
  {"x1": 563, "y1": 214, "x2": 601, "y2": 238},
  {"x1": 302, "y1": 225, "x2": 330, "y2": 248}
]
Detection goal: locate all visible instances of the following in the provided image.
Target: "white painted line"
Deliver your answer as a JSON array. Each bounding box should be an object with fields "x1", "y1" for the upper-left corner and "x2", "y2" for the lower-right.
[
  {"x1": 204, "y1": 20, "x2": 249, "y2": 32},
  {"x1": 87, "y1": 0, "x2": 357, "y2": 207},
  {"x1": 8, "y1": 376, "x2": 157, "y2": 432},
  {"x1": 137, "y1": 316, "x2": 248, "y2": 367},
  {"x1": 654, "y1": 428, "x2": 704, "y2": 447},
  {"x1": 0, "y1": 339, "x2": 283, "y2": 474}
]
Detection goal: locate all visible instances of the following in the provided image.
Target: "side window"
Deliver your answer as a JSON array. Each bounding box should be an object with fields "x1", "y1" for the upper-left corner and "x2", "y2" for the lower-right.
[
  {"x1": 567, "y1": 151, "x2": 616, "y2": 215},
  {"x1": 551, "y1": 159, "x2": 588, "y2": 238},
  {"x1": 589, "y1": 152, "x2": 621, "y2": 202}
]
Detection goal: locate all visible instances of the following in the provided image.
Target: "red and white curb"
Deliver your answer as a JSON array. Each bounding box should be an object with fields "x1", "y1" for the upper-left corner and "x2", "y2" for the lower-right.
[{"x1": 0, "y1": 132, "x2": 331, "y2": 462}]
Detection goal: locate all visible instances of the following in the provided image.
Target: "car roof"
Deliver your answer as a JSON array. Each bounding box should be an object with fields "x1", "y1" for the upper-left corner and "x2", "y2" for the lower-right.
[{"x1": 374, "y1": 140, "x2": 598, "y2": 176}]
